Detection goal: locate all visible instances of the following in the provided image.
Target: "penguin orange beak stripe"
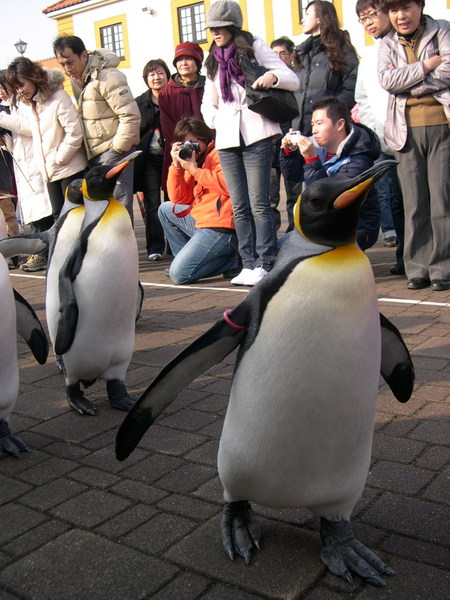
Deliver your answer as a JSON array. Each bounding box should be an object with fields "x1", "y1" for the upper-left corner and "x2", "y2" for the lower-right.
[
  {"x1": 334, "y1": 179, "x2": 373, "y2": 210},
  {"x1": 105, "y1": 161, "x2": 130, "y2": 180},
  {"x1": 105, "y1": 150, "x2": 142, "y2": 179}
]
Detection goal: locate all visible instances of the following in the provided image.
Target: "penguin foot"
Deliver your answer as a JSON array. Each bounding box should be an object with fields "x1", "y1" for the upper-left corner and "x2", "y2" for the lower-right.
[
  {"x1": 107, "y1": 379, "x2": 135, "y2": 411},
  {"x1": 66, "y1": 383, "x2": 97, "y2": 416},
  {"x1": 221, "y1": 500, "x2": 262, "y2": 565},
  {"x1": 320, "y1": 518, "x2": 394, "y2": 587},
  {"x1": 0, "y1": 420, "x2": 29, "y2": 459}
]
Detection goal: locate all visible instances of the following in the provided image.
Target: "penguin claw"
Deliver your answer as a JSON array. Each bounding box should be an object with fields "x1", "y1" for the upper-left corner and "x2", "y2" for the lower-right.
[
  {"x1": 0, "y1": 431, "x2": 29, "y2": 459},
  {"x1": 109, "y1": 395, "x2": 135, "y2": 411},
  {"x1": 221, "y1": 501, "x2": 262, "y2": 565},
  {"x1": 106, "y1": 379, "x2": 135, "y2": 411},
  {"x1": 320, "y1": 518, "x2": 392, "y2": 587},
  {"x1": 67, "y1": 395, "x2": 97, "y2": 415}
]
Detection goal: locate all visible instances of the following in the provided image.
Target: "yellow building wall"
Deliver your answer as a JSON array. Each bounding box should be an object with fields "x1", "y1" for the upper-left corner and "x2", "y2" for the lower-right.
[{"x1": 56, "y1": 16, "x2": 75, "y2": 96}]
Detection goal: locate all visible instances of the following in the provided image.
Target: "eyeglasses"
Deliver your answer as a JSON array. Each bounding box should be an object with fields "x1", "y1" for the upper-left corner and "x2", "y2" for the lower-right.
[{"x1": 358, "y1": 10, "x2": 380, "y2": 25}]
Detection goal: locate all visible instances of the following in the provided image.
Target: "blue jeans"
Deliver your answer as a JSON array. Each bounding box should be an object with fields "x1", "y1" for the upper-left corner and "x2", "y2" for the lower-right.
[
  {"x1": 218, "y1": 138, "x2": 277, "y2": 270},
  {"x1": 376, "y1": 153, "x2": 405, "y2": 266},
  {"x1": 158, "y1": 202, "x2": 239, "y2": 284}
]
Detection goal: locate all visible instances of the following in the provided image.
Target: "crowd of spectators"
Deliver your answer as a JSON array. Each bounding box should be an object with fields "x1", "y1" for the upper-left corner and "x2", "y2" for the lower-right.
[{"x1": 0, "y1": 0, "x2": 447, "y2": 290}]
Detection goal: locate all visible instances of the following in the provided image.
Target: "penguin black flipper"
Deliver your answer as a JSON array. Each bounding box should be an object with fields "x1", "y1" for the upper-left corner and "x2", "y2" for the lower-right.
[
  {"x1": 116, "y1": 253, "x2": 327, "y2": 461},
  {"x1": 0, "y1": 232, "x2": 50, "y2": 260},
  {"x1": 54, "y1": 217, "x2": 102, "y2": 356},
  {"x1": 380, "y1": 313, "x2": 415, "y2": 403},
  {"x1": 116, "y1": 302, "x2": 250, "y2": 461},
  {"x1": 13, "y1": 289, "x2": 49, "y2": 365}
]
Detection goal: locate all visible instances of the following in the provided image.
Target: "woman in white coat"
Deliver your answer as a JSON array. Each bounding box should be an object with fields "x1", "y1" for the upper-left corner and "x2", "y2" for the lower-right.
[
  {"x1": 2, "y1": 58, "x2": 87, "y2": 271},
  {"x1": 0, "y1": 72, "x2": 52, "y2": 234},
  {"x1": 6, "y1": 58, "x2": 87, "y2": 220},
  {"x1": 201, "y1": 1, "x2": 299, "y2": 286}
]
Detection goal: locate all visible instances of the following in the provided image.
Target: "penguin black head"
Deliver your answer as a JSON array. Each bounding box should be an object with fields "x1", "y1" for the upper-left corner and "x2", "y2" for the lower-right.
[
  {"x1": 81, "y1": 151, "x2": 141, "y2": 201},
  {"x1": 294, "y1": 160, "x2": 398, "y2": 247},
  {"x1": 66, "y1": 179, "x2": 84, "y2": 206}
]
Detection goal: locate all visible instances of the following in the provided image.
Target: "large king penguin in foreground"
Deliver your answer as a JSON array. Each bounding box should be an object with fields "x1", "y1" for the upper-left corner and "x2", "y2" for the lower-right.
[
  {"x1": 0, "y1": 213, "x2": 48, "y2": 458},
  {"x1": 116, "y1": 161, "x2": 414, "y2": 586}
]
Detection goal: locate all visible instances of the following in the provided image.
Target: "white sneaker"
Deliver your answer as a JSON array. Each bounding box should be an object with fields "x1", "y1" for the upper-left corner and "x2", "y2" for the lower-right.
[
  {"x1": 230, "y1": 268, "x2": 255, "y2": 286},
  {"x1": 247, "y1": 266, "x2": 269, "y2": 285},
  {"x1": 148, "y1": 253, "x2": 162, "y2": 261}
]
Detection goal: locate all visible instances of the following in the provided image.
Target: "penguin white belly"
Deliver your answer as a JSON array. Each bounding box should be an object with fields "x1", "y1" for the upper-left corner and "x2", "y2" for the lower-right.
[
  {"x1": 46, "y1": 207, "x2": 85, "y2": 346},
  {"x1": 218, "y1": 247, "x2": 381, "y2": 519},
  {"x1": 0, "y1": 255, "x2": 19, "y2": 421},
  {"x1": 62, "y1": 209, "x2": 139, "y2": 384}
]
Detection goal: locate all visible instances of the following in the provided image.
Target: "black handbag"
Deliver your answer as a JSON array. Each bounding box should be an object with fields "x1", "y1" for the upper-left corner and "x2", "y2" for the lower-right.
[{"x1": 240, "y1": 55, "x2": 299, "y2": 124}]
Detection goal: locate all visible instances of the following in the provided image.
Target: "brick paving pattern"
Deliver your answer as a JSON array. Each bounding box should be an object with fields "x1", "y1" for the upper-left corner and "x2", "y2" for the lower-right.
[{"x1": 1, "y1": 206, "x2": 449, "y2": 599}]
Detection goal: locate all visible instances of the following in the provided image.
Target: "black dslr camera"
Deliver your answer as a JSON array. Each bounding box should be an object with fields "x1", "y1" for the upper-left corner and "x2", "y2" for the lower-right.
[{"x1": 178, "y1": 140, "x2": 200, "y2": 160}]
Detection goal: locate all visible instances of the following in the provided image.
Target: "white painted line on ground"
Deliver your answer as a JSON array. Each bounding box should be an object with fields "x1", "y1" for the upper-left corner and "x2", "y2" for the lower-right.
[
  {"x1": 141, "y1": 281, "x2": 249, "y2": 293},
  {"x1": 9, "y1": 273, "x2": 450, "y2": 307},
  {"x1": 378, "y1": 297, "x2": 450, "y2": 308}
]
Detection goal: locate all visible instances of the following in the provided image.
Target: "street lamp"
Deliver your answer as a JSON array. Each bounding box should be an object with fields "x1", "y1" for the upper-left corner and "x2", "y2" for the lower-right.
[{"x1": 14, "y1": 39, "x2": 27, "y2": 56}]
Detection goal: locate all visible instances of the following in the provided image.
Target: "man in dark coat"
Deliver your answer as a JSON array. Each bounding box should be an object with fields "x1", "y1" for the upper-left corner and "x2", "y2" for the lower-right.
[{"x1": 281, "y1": 97, "x2": 381, "y2": 251}]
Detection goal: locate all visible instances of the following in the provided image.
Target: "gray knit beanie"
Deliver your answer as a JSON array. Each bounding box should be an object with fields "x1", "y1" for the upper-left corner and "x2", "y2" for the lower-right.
[{"x1": 205, "y1": 0, "x2": 243, "y2": 29}]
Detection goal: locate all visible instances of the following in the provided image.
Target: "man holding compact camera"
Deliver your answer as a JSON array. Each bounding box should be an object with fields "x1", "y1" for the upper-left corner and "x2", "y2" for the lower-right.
[
  {"x1": 280, "y1": 96, "x2": 380, "y2": 251},
  {"x1": 158, "y1": 117, "x2": 239, "y2": 284}
]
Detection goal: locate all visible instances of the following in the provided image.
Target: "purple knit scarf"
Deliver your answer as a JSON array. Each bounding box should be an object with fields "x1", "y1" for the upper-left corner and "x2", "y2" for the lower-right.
[{"x1": 213, "y1": 44, "x2": 245, "y2": 103}]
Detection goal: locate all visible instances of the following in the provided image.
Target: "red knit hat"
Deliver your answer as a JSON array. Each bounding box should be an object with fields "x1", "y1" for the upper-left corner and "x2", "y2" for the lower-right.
[{"x1": 172, "y1": 42, "x2": 204, "y2": 67}]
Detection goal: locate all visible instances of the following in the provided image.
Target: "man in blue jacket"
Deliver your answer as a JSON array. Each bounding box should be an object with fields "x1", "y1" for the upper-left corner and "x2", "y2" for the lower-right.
[{"x1": 280, "y1": 96, "x2": 380, "y2": 251}]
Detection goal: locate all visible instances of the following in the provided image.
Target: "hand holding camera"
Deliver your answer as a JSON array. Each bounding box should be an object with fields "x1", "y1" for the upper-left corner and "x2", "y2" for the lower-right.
[
  {"x1": 281, "y1": 130, "x2": 301, "y2": 151},
  {"x1": 171, "y1": 140, "x2": 201, "y2": 175},
  {"x1": 282, "y1": 130, "x2": 317, "y2": 159}
]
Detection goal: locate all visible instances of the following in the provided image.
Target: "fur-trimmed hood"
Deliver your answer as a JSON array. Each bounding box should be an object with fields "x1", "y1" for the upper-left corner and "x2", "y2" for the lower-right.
[
  {"x1": 82, "y1": 49, "x2": 121, "y2": 82},
  {"x1": 33, "y1": 68, "x2": 65, "y2": 103}
]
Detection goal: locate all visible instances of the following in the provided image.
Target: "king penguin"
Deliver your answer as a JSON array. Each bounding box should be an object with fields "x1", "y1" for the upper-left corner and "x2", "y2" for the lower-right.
[
  {"x1": 115, "y1": 160, "x2": 414, "y2": 586},
  {"x1": 0, "y1": 213, "x2": 49, "y2": 458},
  {"x1": 48, "y1": 154, "x2": 140, "y2": 416}
]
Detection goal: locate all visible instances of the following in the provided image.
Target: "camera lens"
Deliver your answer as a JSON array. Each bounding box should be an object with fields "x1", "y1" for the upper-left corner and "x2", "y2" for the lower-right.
[{"x1": 179, "y1": 144, "x2": 193, "y2": 160}]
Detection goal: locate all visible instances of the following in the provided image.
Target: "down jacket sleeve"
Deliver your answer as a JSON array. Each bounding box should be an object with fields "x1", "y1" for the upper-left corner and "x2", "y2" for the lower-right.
[
  {"x1": 0, "y1": 109, "x2": 32, "y2": 137},
  {"x1": 97, "y1": 69, "x2": 141, "y2": 153}
]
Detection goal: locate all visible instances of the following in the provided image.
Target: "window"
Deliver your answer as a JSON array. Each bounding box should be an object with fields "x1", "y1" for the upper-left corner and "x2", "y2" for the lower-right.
[
  {"x1": 178, "y1": 2, "x2": 207, "y2": 44},
  {"x1": 100, "y1": 23, "x2": 125, "y2": 59},
  {"x1": 95, "y1": 14, "x2": 130, "y2": 68}
]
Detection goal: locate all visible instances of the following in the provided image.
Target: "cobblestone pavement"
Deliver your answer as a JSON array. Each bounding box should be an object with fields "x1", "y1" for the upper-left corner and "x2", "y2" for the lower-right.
[{"x1": 1, "y1": 209, "x2": 449, "y2": 600}]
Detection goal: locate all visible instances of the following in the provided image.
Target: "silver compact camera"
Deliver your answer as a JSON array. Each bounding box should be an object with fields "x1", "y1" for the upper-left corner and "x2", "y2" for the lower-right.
[
  {"x1": 288, "y1": 131, "x2": 301, "y2": 145},
  {"x1": 178, "y1": 140, "x2": 200, "y2": 160}
]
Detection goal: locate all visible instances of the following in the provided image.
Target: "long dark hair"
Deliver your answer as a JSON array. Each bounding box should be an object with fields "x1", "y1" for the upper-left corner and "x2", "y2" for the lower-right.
[
  {"x1": 304, "y1": 1, "x2": 356, "y2": 72},
  {"x1": 6, "y1": 57, "x2": 50, "y2": 105},
  {"x1": 204, "y1": 26, "x2": 255, "y2": 79}
]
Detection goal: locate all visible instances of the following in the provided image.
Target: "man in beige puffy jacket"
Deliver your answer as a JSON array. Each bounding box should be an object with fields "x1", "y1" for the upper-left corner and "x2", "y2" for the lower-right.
[{"x1": 54, "y1": 35, "x2": 141, "y2": 219}]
